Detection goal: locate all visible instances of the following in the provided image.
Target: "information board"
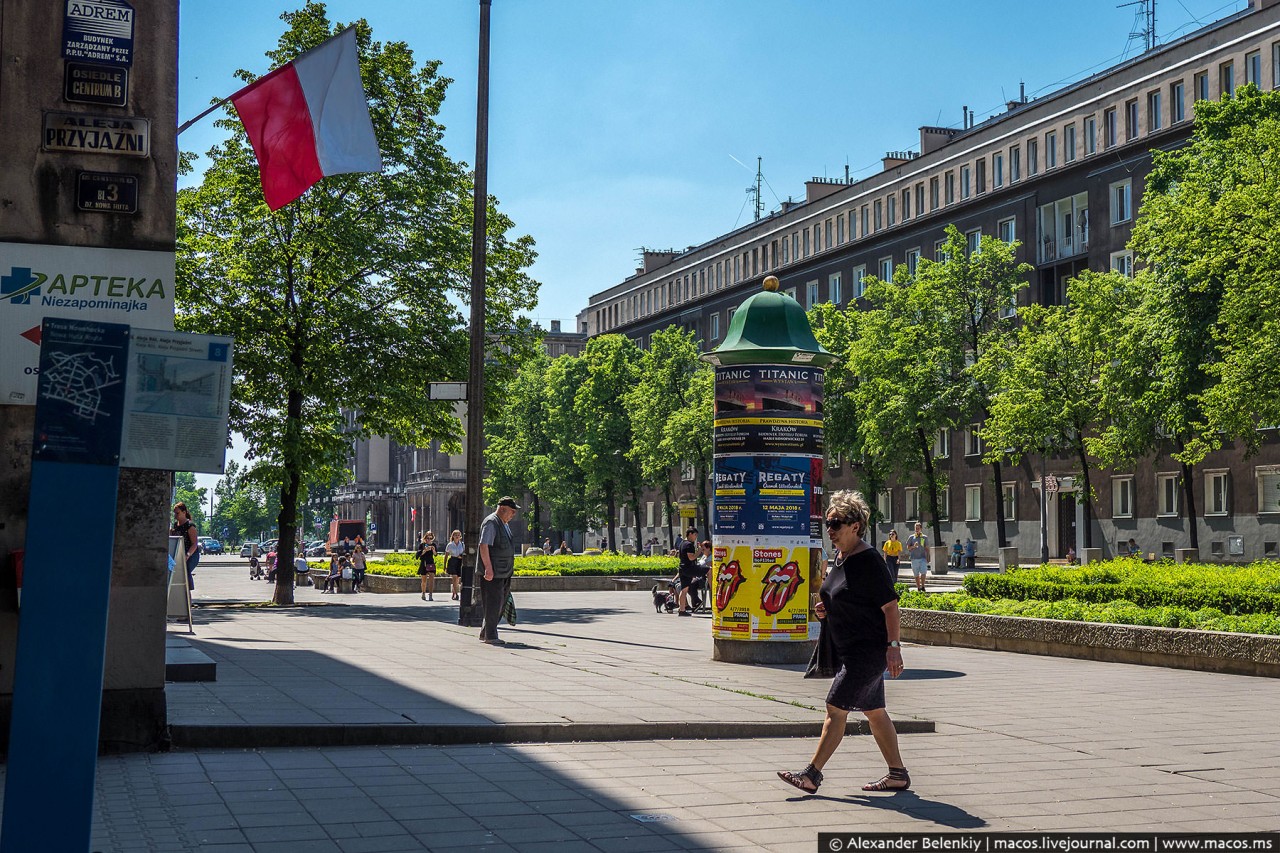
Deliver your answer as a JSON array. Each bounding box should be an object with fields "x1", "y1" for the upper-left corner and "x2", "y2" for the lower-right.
[
  {"x1": 32, "y1": 318, "x2": 129, "y2": 466},
  {"x1": 119, "y1": 329, "x2": 233, "y2": 474}
]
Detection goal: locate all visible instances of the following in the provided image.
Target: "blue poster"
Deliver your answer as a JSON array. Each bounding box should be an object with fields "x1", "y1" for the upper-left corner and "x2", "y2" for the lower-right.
[
  {"x1": 713, "y1": 455, "x2": 822, "y2": 538},
  {"x1": 32, "y1": 318, "x2": 129, "y2": 465}
]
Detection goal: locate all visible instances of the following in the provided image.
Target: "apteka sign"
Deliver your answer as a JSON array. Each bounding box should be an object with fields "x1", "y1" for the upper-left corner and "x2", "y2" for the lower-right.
[
  {"x1": 62, "y1": 0, "x2": 135, "y2": 67},
  {"x1": 0, "y1": 242, "x2": 173, "y2": 405}
]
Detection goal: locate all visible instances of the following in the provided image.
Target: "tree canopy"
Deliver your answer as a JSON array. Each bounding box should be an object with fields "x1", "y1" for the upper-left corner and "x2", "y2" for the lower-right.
[{"x1": 177, "y1": 3, "x2": 538, "y2": 600}]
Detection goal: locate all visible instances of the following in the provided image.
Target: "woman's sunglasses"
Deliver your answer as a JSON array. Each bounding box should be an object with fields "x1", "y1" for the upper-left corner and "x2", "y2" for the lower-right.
[{"x1": 824, "y1": 517, "x2": 851, "y2": 531}]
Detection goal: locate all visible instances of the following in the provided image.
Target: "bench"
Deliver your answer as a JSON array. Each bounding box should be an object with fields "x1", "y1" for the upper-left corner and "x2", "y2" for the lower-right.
[{"x1": 609, "y1": 577, "x2": 640, "y2": 591}]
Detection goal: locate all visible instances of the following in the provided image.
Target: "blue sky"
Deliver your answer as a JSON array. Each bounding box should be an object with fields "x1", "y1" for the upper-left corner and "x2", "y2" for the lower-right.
[
  {"x1": 182, "y1": 0, "x2": 1247, "y2": 500},
  {"x1": 179, "y1": 0, "x2": 1248, "y2": 330}
]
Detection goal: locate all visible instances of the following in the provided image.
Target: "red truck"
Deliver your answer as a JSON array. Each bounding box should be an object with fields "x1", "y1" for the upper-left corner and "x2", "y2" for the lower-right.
[{"x1": 327, "y1": 519, "x2": 368, "y2": 554}]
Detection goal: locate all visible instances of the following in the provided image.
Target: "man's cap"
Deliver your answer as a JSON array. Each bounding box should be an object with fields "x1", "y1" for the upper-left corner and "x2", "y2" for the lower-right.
[{"x1": 497, "y1": 497, "x2": 521, "y2": 510}]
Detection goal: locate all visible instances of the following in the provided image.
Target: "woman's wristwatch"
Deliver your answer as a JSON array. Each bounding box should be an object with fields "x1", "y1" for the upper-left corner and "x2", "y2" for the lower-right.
[{"x1": 887, "y1": 641, "x2": 901, "y2": 648}]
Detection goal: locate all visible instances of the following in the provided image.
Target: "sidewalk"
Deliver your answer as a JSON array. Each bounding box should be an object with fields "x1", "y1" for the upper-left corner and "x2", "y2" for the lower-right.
[{"x1": 1, "y1": 561, "x2": 1276, "y2": 851}]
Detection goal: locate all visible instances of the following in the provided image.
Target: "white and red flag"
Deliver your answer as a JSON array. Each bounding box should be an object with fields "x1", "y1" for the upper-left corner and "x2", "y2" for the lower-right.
[{"x1": 229, "y1": 27, "x2": 382, "y2": 210}]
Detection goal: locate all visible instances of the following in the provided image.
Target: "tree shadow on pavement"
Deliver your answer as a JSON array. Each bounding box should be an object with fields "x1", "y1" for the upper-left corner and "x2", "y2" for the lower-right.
[{"x1": 188, "y1": 601, "x2": 630, "y2": 627}]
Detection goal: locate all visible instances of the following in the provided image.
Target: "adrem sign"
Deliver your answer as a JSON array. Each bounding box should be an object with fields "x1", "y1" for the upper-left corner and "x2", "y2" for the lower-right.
[
  {"x1": 62, "y1": 0, "x2": 135, "y2": 67},
  {"x1": 0, "y1": 242, "x2": 173, "y2": 404}
]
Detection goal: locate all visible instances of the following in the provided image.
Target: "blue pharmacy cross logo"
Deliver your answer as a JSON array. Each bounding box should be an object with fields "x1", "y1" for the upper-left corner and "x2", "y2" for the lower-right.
[{"x1": 1, "y1": 267, "x2": 45, "y2": 304}]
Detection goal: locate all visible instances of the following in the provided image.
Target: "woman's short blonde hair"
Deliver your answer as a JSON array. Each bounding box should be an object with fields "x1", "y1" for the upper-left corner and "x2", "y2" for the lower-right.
[{"x1": 828, "y1": 489, "x2": 871, "y2": 537}]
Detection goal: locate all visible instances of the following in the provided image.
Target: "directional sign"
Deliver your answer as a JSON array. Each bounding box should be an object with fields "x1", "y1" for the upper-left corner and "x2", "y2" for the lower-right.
[{"x1": 63, "y1": 0, "x2": 135, "y2": 67}]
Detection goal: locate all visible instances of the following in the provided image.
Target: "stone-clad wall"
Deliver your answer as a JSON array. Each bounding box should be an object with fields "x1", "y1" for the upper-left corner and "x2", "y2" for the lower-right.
[{"x1": 901, "y1": 609, "x2": 1280, "y2": 678}]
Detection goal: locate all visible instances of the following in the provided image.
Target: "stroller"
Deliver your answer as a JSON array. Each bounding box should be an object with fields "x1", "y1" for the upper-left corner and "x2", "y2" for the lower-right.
[{"x1": 651, "y1": 574, "x2": 711, "y2": 614}]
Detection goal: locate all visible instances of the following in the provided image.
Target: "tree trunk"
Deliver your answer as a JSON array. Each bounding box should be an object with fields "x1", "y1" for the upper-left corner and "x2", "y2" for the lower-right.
[
  {"x1": 990, "y1": 459, "x2": 1008, "y2": 548},
  {"x1": 1180, "y1": 458, "x2": 1199, "y2": 551},
  {"x1": 696, "y1": 463, "x2": 709, "y2": 539},
  {"x1": 272, "y1": 382, "x2": 305, "y2": 603},
  {"x1": 663, "y1": 480, "x2": 675, "y2": 550},
  {"x1": 530, "y1": 494, "x2": 542, "y2": 547},
  {"x1": 631, "y1": 490, "x2": 643, "y2": 554},
  {"x1": 605, "y1": 485, "x2": 617, "y2": 552},
  {"x1": 1075, "y1": 441, "x2": 1094, "y2": 549},
  {"x1": 917, "y1": 427, "x2": 943, "y2": 545}
]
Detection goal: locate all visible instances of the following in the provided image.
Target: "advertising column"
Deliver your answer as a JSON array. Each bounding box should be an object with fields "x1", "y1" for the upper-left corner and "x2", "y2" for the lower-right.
[
  {"x1": 711, "y1": 365, "x2": 824, "y2": 647},
  {"x1": 704, "y1": 276, "x2": 835, "y2": 665}
]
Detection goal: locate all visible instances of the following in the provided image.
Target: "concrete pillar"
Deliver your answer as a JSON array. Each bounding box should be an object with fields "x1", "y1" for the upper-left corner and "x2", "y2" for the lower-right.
[
  {"x1": 0, "y1": 0, "x2": 177, "y2": 753},
  {"x1": 998, "y1": 547, "x2": 1019, "y2": 573},
  {"x1": 1175, "y1": 548, "x2": 1198, "y2": 564},
  {"x1": 1082, "y1": 547, "x2": 1103, "y2": 565},
  {"x1": 929, "y1": 545, "x2": 950, "y2": 574}
]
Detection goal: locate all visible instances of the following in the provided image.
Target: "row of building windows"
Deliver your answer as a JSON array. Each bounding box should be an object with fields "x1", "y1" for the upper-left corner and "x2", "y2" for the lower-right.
[
  {"x1": 591, "y1": 37, "x2": 1279, "y2": 336},
  {"x1": 863, "y1": 467, "x2": 1280, "y2": 526}
]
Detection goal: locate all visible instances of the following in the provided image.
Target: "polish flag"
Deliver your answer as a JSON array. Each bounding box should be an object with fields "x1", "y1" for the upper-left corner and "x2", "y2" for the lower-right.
[{"x1": 230, "y1": 27, "x2": 383, "y2": 211}]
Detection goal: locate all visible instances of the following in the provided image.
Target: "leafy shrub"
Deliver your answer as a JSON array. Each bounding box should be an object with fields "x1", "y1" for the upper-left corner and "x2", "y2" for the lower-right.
[
  {"x1": 365, "y1": 552, "x2": 677, "y2": 578},
  {"x1": 897, "y1": 590, "x2": 1280, "y2": 635},
  {"x1": 964, "y1": 559, "x2": 1280, "y2": 615}
]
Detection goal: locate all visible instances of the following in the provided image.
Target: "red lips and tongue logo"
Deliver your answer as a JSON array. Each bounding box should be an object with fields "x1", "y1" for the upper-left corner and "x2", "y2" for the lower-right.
[
  {"x1": 760, "y1": 561, "x2": 803, "y2": 615},
  {"x1": 715, "y1": 560, "x2": 745, "y2": 612}
]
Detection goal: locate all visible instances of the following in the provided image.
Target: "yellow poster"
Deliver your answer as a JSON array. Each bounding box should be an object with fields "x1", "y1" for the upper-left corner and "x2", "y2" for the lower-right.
[{"x1": 711, "y1": 539, "x2": 813, "y2": 641}]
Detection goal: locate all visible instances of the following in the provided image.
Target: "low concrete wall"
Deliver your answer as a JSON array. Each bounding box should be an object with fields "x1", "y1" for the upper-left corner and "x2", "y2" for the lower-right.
[
  {"x1": 362, "y1": 574, "x2": 664, "y2": 594},
  {"x1": 901, "y1": 609, "x2": 1280, "y2": 678}
]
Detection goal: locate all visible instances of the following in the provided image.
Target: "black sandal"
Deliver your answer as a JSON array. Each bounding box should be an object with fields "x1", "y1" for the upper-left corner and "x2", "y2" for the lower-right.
[
  {"x1": 777, "y1": 763, "x2": 823, "y2": 793},
  {"x1": 862, "y1": 766, "x2": 910, "y2": 791}
]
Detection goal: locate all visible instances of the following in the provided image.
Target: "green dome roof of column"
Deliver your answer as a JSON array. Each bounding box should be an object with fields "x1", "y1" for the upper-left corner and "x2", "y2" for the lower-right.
[{"x1": 704, "y1": 276, "x2": 836, "y2": 367}]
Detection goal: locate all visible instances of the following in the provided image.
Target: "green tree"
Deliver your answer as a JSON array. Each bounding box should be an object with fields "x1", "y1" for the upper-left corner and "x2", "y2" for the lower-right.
[
  {"x1": 1092, "y1": 88, "x2": 1280, "y2": 551},
  {"x1": 486, "y1": 349, "x2": 551, "y2": 544},
  {"x1": 809, "y1": 303, "x2": 889, "y2": 546},
  {"x1": 174, "y1": 472, "x2": 207, "y2": 532},
  {"x1": 980, "y1": 271, "x2": 1139, "y2": 549},
  {"x1": 625, "y1": 327, "x2": 711, "y2": 544},
  {"x1": 1121, "y1": 86, "x2": 1280, "y2": 545},
  {"x1": 573, "y1": 335, "x2": 643, "y2": 552},
  {"x1": 177, "y1": 5, "x2": 538, "y2": 602},
  {"x1": 540, "y1": 354, "x2": 593, "y2": 542}
]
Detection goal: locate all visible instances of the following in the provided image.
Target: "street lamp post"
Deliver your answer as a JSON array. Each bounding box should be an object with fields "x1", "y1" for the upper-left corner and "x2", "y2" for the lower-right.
[{"x1": 459, "y1": 0, "x2": 492, "y2": 627}]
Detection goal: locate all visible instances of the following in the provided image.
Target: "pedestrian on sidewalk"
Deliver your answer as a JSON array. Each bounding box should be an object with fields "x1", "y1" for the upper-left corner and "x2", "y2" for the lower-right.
[
  {"x1": 676, "y1": 527, "x2": 700, "y2": 616},
  {"x1": 351, "y1": 545, "x2": 367, "y2": 593},
  {"x1": 778, "y1": 489, "x2": 910, "y2": 795},
  {"x1": 881, "y1": 530, "x2": 902, "y2": 582},
  {"x1": 171, "y1": 502, "x2": 200, "y2": 591},
  {"x1": 416, "y1": 532, "x2": 437, "y2": 601},
  {"x1": 478, "y1": 498, "x2": 520, "y2": 644},
  {"x1": 964, "y1": 538, "x2": 976, "y2": 571},
  {"x1": 444, "y1": 530, "x2": 465, "y2": 600},
  {"x1": 906, "y1": 522, "x2": 929, "y2": 592}
]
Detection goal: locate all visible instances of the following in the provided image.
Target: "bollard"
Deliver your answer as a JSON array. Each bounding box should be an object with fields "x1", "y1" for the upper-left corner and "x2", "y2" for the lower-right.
[
  {"x1": 1175, "y1": 548, "x2": 1198, "y2": 564},
  {"x1": 998, "y1": 546, "x2": 1019, "y2": 573},
  {"x1": 1082, "y1": 547, "x2": 1103, "y2": 565},
  {"x1": 929, "y1": 545, "x2": 950, "y2": 575}
]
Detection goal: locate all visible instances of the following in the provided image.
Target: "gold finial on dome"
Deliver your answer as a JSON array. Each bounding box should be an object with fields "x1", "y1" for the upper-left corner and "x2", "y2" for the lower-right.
[{"x1": 762, "y1": 275, "x2": 780, "y2": 292}]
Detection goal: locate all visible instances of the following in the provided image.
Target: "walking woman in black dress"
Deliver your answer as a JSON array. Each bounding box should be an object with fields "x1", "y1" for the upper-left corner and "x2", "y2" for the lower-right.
[{"x1": 778, "y1": 489, "x2": 911, "y2": 794}]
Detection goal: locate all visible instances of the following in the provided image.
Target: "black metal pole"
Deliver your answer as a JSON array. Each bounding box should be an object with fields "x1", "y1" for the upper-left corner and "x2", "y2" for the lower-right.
[{"x1": 459, "y1": 0, "x2": 491, "y2": 627}]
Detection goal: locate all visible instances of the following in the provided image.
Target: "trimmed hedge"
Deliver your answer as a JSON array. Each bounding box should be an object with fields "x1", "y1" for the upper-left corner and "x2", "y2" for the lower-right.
[
  {"x1": 366, "y1": 552, "x2": 678, "y2": 578},
  {"x1": 963, "y1": 560, "x2": 1280, "y2": 616},
  {"x1": 898, "y1": 589, "x2": 1280, "y2": 635}
]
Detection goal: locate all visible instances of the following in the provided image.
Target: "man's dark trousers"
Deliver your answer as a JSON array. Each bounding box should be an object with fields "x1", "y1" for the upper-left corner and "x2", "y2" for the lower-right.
[{"x1": 478, "y1": 574, "x2": 512, "y2": 641}]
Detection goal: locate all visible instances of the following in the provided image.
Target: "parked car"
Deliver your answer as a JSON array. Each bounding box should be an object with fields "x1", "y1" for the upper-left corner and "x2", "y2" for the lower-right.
[
  {"x1": 262, "y1": 538, "x2": 279, "y2": 553},
  {"x1": 199, "y1": 537, "x2": 224, "y2": 555},
  {"x1": 240, "y1": 542, "x2": 260, "y2": 558},
  {"x1": 305, "y1": 540, "x2": 327, "y2": 557}
]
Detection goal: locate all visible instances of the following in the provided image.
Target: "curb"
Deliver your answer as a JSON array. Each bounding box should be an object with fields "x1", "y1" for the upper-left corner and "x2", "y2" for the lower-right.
[{"x1": 169, "y1": 718, "x2": 935, "y2": 750}]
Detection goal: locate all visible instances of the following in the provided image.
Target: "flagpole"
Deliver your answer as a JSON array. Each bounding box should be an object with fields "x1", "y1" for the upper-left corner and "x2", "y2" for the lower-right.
[
  {"x1": 177, "y1": 96, "x2": 233, "y2": 136},
  {"x1": 459, "y1": 0, "x2": 492, "y2": 627}
]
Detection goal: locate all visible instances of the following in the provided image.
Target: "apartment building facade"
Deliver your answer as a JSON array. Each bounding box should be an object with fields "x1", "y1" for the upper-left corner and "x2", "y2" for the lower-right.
[{"x1": 577, "y1": 0, "x2": 1280, "y2": 562}]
